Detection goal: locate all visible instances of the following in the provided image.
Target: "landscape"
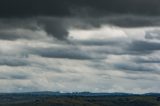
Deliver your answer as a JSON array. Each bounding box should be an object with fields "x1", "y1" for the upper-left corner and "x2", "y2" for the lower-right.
[
  {"x1": 0, "y1": 92, "x2": 160, "y2": 106},
  {"x1": 0, "y1": 0, "x2": 160, "y2": 105}
]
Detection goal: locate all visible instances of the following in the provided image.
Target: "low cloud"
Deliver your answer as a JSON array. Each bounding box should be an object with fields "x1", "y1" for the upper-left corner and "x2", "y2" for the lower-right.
[
  {"x1": 0, "y1": 57, "x2": 29, "y2": 67},
  {"x1": 145, "y1": 29, "x2": 160, "y2": 40},
  {"x1": 128, "y1": 40, "x2": 160, "y2": 53},
  {"x1": 114, "y1": 63, "x2": 156, "y2": 72},
  {"x1": 0, "y1": 16, "x2": 160, "y2": 40}
]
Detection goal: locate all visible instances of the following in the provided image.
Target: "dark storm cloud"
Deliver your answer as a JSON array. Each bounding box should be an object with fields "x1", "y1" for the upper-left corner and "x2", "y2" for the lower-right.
[
  {"x1": 0, "y1": 0, "x2": 160, "y2": 18},
  {"x1": 105, "y1": 16, "x2": 160, "y2": 27},
  {"x1": 68, "y1": 16, "x2": 160, "y2": 29},
  {"x1": 0, "y1": 0, "x2": 70, "y2": 18},
  {"x1": 1, "y1": 16, "x2": 160, "y2": 40},
  {"x1": 38, "y1": 18, "x2": 69, "y2": 40},
  {"x1": 0, "y1": 0, "x2": 160, "y2": 40},
  {"x1": 0, "y1": 30, "x2": 35, "y2": 40},
  {"x1": 0, "y1": 18, "x2": 42, "y2": 40},
  {"x1": 0, "y1": 18, "x2": 70, "y2": 40},
  {"x1": 71, "y1": 0, "x2": 160, "y2": 16}
]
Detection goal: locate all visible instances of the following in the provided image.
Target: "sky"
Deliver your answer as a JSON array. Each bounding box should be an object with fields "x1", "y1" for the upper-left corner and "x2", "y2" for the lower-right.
[{"x1": 0, "y1": 0, "x2": 160, "y2": 93}]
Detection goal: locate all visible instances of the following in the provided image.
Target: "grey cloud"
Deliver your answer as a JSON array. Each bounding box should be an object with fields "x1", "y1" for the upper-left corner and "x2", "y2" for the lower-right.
[
  {"x1": 128, "y1": 40, "x2": 160, "y2": 53},
  {"x1": 0, "y1": 2, "x2": 160, "y2": 93},
  {"x1": 69, "y1": 16, "x2": 160, "y2": 29},
  {"x1": 88, "y1": 61, "x2": 110, "y2": 70},
  {"x1": 0, "y1": 41, "x2": 93, "y2": 60},
  {"x1": 1, "y1": 16, "x2": 160, "y2": 41},
  {"x1": 79, "y1": 39, "x2": 160, "y2": 58},
  {"x1": 0, "y1": 57, "x2": 29, "y2": 67},
  {"x1": 145, "y1": 30, "x2": 160, "y2": 40},
  {"x1": 122, "y1": 75, "x2": 159, "y2": 81},
  {"x1": 137, "y1": 60, "x2": 160, "y2": 63},
  {"x1": 114, "y1": 63, "x2": 156, "y2": 72},
  {"x1": 104, "y1": 40, "x2": 160, "y2": 55},
  {"x1": 0, "y1": 72, "x2": 29, "y2": 80},
  {"x1": 1, "y1": 75, "x2": 28, "y2": 80},
  {"x1": 38, "y1": 18, "x2": 69, "y2": 40},
  {"x1": 119, "y1": 55, "x2": 160, "y2": 64},
  {"x1": 0, "y1": 29, "x2": 39, "y2": 40},
  {"x1": 29, "y1": 46, "x2": 92, "y2": 60},
  {"x1": 106, "y1": 16, "x2": 160, "y2": 27},
  {"x1": 0, "y1": 0, "x2": 160, "y2": 18},
  {"x1": 73, "y1": 39, "x2": 118, "y2": 46},
  {"x1": 133, "y1": 58, "x2": 160, "y2": 64},
  {"x1": 0, "y1": 17, "x2": 70, "y2": 40},
  {"x1": 42, "y1": 16, "x2": 160, "y2": 40},
  {"x1": 0, "y1": 18, "x2": 37, "y2": 29},
  {"x1": 0, "y1": 39, "x2": 94, "y2": 60},
  {"x1": 72, "y1": 38, "x2": 128, "y2": 46},
  {"x1": 0, "y1": 19, "x2": 42, "y2": 40}
]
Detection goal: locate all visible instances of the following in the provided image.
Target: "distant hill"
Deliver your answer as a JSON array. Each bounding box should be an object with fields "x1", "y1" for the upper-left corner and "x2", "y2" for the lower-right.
[
  {"x1": 0, "y1": 92, "x2": 160, "y2": 106},
  {"x1": 0, "y1": 91, "x2": 160, "y2": 96}
]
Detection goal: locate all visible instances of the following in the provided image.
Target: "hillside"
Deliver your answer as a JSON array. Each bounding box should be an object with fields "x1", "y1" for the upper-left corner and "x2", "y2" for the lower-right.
[{"x1": 0, "y1": 93, "x2": 160, "y2": 106}]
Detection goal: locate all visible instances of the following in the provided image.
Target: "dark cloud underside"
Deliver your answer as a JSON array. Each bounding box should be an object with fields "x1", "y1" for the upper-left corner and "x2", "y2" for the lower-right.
[{"x1": 0, "y1": 0, "x2": 160, "y2": 17}]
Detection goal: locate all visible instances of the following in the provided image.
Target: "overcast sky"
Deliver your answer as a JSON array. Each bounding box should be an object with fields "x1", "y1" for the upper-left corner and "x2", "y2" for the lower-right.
[{"x1": 0, "y1": 0, "x2": 160, "y2": 93}]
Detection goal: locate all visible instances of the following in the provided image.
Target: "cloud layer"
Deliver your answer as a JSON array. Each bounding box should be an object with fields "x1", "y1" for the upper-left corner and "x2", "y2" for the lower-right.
[{"x1": 0, "y1": 0, "x2": 160, "y2": 93}]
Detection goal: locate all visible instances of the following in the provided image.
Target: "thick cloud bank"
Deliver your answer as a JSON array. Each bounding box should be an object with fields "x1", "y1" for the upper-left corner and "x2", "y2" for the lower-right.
[
  {"x1": 0, "y1": 0, "x2": 160, "y2": 17},
  {"x1": 0, "y1": 0, "x2": 160, "y2": 93}
]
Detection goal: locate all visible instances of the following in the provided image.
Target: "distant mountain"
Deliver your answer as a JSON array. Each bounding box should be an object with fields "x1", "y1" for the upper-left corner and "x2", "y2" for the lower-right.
[
  {"x1": 144, "y1": 93, "x2": 160, "y2": 96},
  {"x1": 0, "y1": 91, "x2": 160, "y2": 97}
]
